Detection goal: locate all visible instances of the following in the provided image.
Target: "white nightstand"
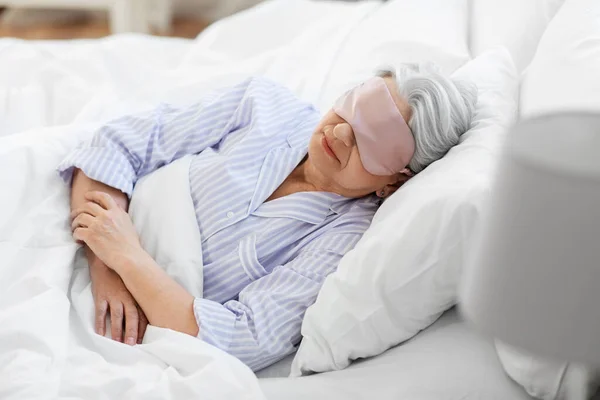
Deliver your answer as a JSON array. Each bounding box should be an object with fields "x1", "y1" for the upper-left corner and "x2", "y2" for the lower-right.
[{"x1": 0, "y1": 0, "x2": 172, "y2": 34}]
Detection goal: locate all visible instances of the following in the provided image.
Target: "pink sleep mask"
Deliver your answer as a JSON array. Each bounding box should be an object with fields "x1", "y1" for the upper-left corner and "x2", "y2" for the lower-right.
[{"x1": 333, "y1": 77, "x2": 415, "y2": 176}]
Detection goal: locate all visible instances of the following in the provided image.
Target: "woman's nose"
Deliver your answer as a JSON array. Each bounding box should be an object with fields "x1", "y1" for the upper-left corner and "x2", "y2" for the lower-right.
[{"x1": 333, "y1": 123, "x2": 355, "y2": 147}]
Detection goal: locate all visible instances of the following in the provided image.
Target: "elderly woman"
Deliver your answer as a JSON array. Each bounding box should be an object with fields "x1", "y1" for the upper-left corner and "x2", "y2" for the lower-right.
[{"x1": 59, "y1": 65, "x2": 476, "y2": 372}]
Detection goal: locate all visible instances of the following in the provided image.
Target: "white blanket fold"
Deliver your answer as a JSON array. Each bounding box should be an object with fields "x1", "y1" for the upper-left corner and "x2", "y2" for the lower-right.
[{"x1": 129, "y1": 155, "x2": 204, "y2": 298}]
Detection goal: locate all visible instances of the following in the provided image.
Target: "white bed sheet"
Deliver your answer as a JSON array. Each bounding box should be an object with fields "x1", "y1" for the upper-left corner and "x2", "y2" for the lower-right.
[
  {"x1": 258, "y1": 309, "x2": 534, "y2": 400},
  {"x1": 256, "y1": 353, "x2": 295, "y2": 379}
]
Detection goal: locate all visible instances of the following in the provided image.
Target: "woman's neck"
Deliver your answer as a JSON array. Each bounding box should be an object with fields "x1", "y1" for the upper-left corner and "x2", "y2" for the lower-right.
[
  {"x1": 295, "y1": 158, "x2": 330, "y2": 192},
  {"x1": 265, "y1": 158, "x2": 326, "y2": 202}
]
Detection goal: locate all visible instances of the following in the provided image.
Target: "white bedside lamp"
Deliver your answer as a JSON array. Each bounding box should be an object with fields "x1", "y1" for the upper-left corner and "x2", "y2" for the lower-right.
[{"x1": 460, "y1": 113, "x2": 600, "y2": 398}]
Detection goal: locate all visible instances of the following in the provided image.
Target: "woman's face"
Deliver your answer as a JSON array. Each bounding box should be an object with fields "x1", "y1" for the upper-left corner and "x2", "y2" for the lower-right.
[{"x1": 307, "y1": 77, "x2": 412, "y2": 198}]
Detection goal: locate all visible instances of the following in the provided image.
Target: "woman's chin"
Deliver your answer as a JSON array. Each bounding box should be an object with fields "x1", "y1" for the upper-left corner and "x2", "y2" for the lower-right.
[{"x1": 307, "y1": 149, "x2": 333, "y2": 174}]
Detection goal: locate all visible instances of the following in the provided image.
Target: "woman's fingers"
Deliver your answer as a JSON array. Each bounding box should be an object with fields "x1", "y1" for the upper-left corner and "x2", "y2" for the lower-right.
[
  {"x1": 71, "y1": 213, "x2": 94, "y2": 232},
  {"x1": 124, "y1": 303, "x2": 139, "y2": 346},
  {"x1": 70, "y1": 202, "x2": 105, "y2": 220},
  {"x1": 137, "y1": 307, "x2": 148, "y2": 344},
  {"x1": 110, "y1": 301, "x2": 124, "y2": 342},
  {"x1": 73, "y1": 227, "x2": 88, "y2": 243},
  {"x1": 85, "y1": 191, "x2": 116, "y2": 211},
  {"x1": 95, "y1": 299, "x2": 108, "y2": 336}
]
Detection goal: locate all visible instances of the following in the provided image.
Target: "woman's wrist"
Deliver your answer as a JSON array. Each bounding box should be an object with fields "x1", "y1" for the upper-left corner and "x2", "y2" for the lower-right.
[
  {"x1": 112, "y1": 247, "x2": 151, "y2": 276},
  {"x1": 85, "y1": 246, "x2": 108, "y2": 270}
]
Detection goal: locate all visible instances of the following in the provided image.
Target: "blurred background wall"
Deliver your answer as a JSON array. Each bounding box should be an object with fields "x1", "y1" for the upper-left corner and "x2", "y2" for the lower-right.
[
  {"x1": 0, "y1": 0, "x2": 265, "y2": 40},
  {"x1": 173, "y1": 0, "x2": 264, "y2": 20}
]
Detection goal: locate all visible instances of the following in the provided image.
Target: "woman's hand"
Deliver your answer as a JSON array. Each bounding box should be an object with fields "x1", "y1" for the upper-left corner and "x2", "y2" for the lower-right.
[
  {"x1": 72, "y1": 191, "x2": 198, "y2": 338},
  {"x1": 71, "y1": 191, "x2": 144, "y2": 271},
  {"x1": 89, "y1": 255, "x2": 148, "y2": 345}
]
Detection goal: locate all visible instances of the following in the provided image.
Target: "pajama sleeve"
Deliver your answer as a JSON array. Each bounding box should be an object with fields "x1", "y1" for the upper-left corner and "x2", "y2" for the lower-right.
[{"x1": 57, "y1": 77, "x2": 259, "y2": 197}]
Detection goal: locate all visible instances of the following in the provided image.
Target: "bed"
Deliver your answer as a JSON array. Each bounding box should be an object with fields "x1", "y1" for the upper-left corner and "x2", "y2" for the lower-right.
[{"x1": 2, "y1": 0, "x2": 598, "y2": 399}]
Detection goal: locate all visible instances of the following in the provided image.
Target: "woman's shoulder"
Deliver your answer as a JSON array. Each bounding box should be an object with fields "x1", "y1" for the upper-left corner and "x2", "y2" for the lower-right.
[
  {"x1": 242, "y1": 77, "x2": 319, "y2": 139},
  {"x1": 246, "y1": 76, "x2": 316, "y2": 112}
]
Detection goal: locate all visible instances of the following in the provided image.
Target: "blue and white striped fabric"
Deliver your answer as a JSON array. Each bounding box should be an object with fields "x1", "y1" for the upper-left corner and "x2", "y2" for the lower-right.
[{"x1": 58, "y1": 77, "x2": 379, "y2": 371}]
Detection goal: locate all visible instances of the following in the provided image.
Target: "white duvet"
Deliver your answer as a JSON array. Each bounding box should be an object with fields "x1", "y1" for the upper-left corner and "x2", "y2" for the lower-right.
[{"x1": 0, "y1": 124, "x2": 270, "y2": 400}]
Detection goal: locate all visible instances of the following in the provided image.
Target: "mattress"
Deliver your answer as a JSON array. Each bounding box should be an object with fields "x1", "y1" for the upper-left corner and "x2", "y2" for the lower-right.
[{"x1": 257, "y1": 309, "x2": 534, "y2": 400}]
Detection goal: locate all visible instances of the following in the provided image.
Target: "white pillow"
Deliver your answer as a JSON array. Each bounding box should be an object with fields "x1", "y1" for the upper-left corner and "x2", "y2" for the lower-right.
[
  {"x1": 497, "y1": 0, "x2": 600, "y2": 398},
  {"x1": 290, "y1": 47, "x2": 519, "y2": 376},
  {"x1": 520, "y1": 0, "x2": 600, "y2": 117},
  {"x1": 496, "y1": 341, "x2": 600, "y2": 400},
  {"x1": 129, "y1": 155, "x2": 204, "y2": 298},
  {"x1": 470, "y1": 0, "x2": 565, "y2": 71},
  {"x1": 317, "y1": 0, "x2": 471, "y2": 111},
  {"x1": 496, "y1": 341, "x2": 569, "y2": 400},
  {"x1": 189, "y1": 0, "x2": 378, "y2": 62}
]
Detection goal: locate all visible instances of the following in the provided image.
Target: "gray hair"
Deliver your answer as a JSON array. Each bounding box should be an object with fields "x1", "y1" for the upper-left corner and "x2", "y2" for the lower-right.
[{"x1": 377, "y1": 64, "x2": 478, "y2": 174}]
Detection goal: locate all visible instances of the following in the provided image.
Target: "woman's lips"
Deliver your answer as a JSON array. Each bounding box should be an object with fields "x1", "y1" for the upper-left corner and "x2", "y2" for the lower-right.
[{"x1": 322, "y1": 135, "x2": 339, "y2": 162}]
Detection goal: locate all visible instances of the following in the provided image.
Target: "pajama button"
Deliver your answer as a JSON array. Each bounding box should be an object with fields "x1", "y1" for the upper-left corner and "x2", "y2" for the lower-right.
[{"x1": 227, "y1": 211, "x2": 234, "y2": 219}]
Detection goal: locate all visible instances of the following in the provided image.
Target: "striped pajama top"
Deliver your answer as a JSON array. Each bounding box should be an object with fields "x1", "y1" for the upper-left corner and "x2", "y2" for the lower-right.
[{"x1": 57, "y1": 77, "x2": 379, "y2": 371}]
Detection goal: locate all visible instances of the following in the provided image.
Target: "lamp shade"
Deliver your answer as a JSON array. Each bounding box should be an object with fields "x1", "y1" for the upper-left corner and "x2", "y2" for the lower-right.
[{"x1": 460, "y1": 112, "x2": 600, "y2": 366}]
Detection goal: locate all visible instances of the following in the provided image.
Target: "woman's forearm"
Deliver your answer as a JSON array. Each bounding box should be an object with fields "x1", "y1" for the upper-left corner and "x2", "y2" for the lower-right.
[
  {"x1": 71, "y1": 168, "x2": 129, "y2": 212},
  {"x1": 70, "y1": 172, "x2": 198, "y2": 336},
  {"x1": 113, "y1": 251, "x2": 199, "y2": 336},
  {"x1": 71, "y1": 169, "x2": 130, "y2": 266}
]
